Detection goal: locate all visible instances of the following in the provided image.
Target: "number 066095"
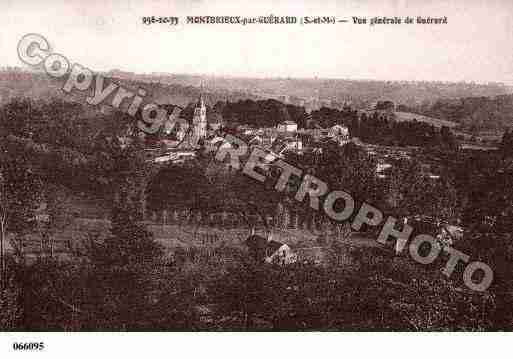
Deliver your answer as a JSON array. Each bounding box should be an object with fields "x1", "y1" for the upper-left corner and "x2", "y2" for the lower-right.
[{"x1": 12, "y1": 342, "x2": 45, "y2": 351}]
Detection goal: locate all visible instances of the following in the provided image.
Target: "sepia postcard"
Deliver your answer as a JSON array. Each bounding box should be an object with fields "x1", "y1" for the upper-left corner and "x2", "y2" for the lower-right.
[{"x1": 0, "y1": 0, "x2": 512, "y2": 357}]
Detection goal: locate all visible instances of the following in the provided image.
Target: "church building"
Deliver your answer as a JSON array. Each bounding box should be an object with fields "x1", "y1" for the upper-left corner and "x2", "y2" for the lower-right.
[{"x1": 191, "y1": 92, "x2": 208, "y2": 146}]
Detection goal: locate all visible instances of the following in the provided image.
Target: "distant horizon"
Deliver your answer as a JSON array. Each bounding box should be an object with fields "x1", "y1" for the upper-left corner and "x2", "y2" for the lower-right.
[
  {"x1": 112, "y1": 69, "x2": 513, "y2": 87},
  {"x1": 4, "y1": 66, "x2": 511, "y2": 88}
]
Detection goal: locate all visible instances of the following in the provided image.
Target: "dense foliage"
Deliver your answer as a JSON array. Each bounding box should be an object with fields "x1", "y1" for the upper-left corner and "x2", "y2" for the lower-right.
[{"x1": 0, "y1": 96, "x2": 511, "y2": 331}]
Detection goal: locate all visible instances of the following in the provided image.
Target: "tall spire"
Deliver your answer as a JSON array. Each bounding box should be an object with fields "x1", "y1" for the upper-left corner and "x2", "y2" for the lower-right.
[
  {"x1": 197, "y1": 80, "x2": 205, "y2": 108},
  {"x1": 191, "y1": 78, "x2": 207, "y2": 144}
]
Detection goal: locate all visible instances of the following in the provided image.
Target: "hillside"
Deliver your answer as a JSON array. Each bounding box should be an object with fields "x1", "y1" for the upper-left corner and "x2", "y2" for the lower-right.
[
  {"x1": 4, "y1": 69, "x2": 509, "y2": 110},
  {"x1": 394, "y1": 111, "x2": 459, "y2": 128},
  {"x1": 0, "y1": 70, "x2": 256, "y2": 108},
  {"x1": 129, "y1": 72, "x2": 511, "y2": 108}
]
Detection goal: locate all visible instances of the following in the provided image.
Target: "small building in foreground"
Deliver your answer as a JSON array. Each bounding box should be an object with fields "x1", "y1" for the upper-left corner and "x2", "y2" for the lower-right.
[
  {"x1": 245, "y1": 234, "x2": 297, "y2": 265},
  {"x1": 277, "y1": 120, "x2": 298, "y2": 133}
]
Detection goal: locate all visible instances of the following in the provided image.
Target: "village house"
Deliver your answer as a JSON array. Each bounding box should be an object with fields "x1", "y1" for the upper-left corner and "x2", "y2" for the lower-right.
[
  {"x1": 277, "y1": 120, "x2": 298, "y2": 133},
  {"x1": 153, "y1": 149, "x2": 196, "y2": 164},
  {"x1": 245, "y1": 233, "x2": 297, "y2": 265},
  {"x1": 247, "y1": 135, "x2": 263, "y2": 146},
  {"x1": 237, "y1": 124, "x2": 256, "y2": 135},
  {"x1": 283, "y1": 136, "x2": 303, "y2": 151},
  {"x1": 265, "y1": 241, "x2": 297, "y2": 265},
  {"x1": 376, "y1": 162, "x2": 392, "y2": 178},
  {"x1": 328, "y1": 124, "x2": 349, "y2": 138},
  {"x1": 203, "y1": 135, "x2": 235, "y2": 157}
]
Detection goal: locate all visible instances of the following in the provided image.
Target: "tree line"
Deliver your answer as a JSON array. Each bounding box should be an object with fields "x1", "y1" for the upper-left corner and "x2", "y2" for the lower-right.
[{"x1": 0, "y1": 96, "x2": 512, "y2": 330}]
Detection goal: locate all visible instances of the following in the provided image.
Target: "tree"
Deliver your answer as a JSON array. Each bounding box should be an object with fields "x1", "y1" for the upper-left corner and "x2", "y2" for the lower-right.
[
  {"x1": 455, "y1": 154, "x2": 513, "y2": 329},
  {"x1": 501, "y1": 130, "x2": 513, "y2": 157},
  {"x1": 0, "y1": 153, "x2": 42, "y2": 286},
  {"x1": 85, "y1": 206, "x2": 164, "y2": 329},
  {"x1": 36, "y1": 185, "x2": 73, "y2": 258},
  {"x1": 0, "y1": 276, "x2": 22, "y2": 330},
  {"x1": 440, "y1": 125, "x2": 458, "y2": 149},
  {"x1": 0, "y1": 97, "x2": 37, "y2": 138},
  {"x1": 89, "y1": 207, "x2": 163, "y2": 267},
  {"x1": 109, "y1": 139, "x2": 153, "y2": 221},
  {"x1": 316, "y1": 142, "x2": 381, "y2": 213}
]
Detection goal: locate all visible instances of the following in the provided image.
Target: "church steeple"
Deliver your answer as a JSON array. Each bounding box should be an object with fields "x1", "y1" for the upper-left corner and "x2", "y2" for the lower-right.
[
  {"x1": 197, "y1": 92, "x2": 205, "y2": 109},
  {"x1": 191, "y1": 84, "x2": 207, "y2": 144}
]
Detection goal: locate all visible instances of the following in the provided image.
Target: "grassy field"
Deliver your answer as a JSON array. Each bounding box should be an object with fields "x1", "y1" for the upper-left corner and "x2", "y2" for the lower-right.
[
  {"x1": 394, "y1": 111, "x2": 459, "y2": 128},
  {"x1": 5, "y1": 217, "x2": 382, "y2": 262}
]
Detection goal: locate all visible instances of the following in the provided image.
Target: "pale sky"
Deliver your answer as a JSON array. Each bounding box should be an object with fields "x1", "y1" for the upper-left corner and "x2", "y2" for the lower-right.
[{"x1": 1, "y1": 0, "x2": 512, "y2": 84}]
